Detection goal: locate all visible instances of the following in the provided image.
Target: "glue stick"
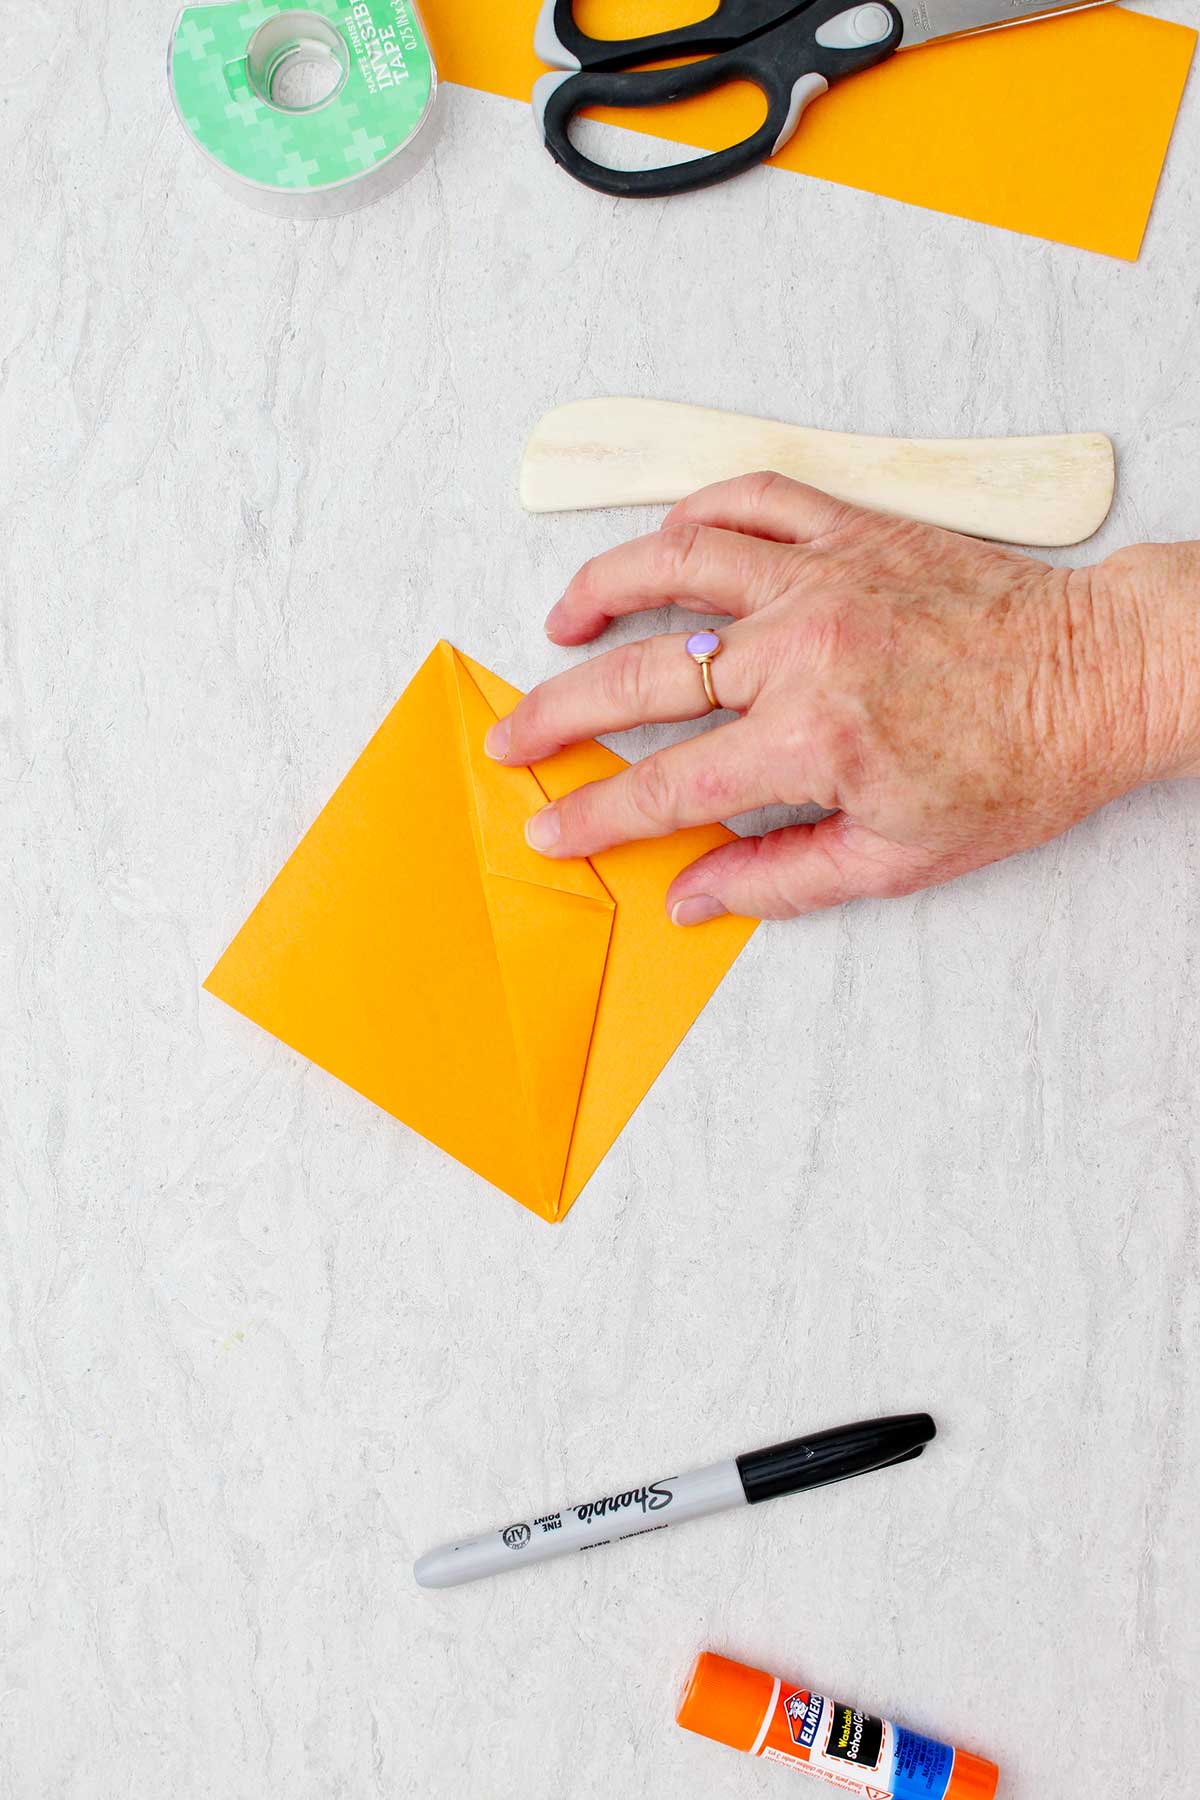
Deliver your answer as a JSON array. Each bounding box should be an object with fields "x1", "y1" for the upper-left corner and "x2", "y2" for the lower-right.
[{"x1": 677, "y1": 1651, "x2": 998, "y2": 1798}]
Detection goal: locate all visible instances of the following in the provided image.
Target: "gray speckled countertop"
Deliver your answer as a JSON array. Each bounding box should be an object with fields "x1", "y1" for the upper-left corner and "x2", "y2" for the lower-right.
[{"x1": 3, "y1": 6, "x2": 1199, "y2": 1794}]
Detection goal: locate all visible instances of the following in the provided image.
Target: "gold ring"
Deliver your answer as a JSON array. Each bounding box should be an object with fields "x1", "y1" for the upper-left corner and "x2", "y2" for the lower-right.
[{"x1": 685, "y1": 630, "x2": 722, "y2": 712}]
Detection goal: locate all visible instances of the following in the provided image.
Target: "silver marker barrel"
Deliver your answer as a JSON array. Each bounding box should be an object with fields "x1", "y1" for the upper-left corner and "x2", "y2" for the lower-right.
[
  {"x1": 414, "y1": 1458, "x2": 743, "y2": 1588},
  {"x1": 414, "y1": 1414, "x2": 935, "y2": 1589}
]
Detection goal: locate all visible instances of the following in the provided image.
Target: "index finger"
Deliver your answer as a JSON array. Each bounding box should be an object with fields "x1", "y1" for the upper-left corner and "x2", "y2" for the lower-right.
[
  {"x1": 664, "y1": 470, "x2": 861, "y2": 544},
  {"x1": 546, "y1": 520, "x2": 797, "y2": 647}
]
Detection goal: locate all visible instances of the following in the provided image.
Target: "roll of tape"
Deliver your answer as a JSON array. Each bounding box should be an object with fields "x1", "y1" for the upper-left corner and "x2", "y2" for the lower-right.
[{"x1": 169, "y1": 0, "x2": 438, "y2": 216}]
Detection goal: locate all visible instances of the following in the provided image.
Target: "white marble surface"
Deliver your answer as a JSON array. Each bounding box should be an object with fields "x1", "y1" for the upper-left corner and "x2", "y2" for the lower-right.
[{"x1": 4, "y1": 4, "x2": 1200, "y2": 1794}]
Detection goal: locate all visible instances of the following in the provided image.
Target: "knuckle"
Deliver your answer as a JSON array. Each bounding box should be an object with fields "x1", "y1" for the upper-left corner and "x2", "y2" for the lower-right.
[
  {"x1": 603, "y1": 640, "x2": 656, "y2": 718},
  {"x1": 688, "y1": 758, "x2": 743, "y2": 813},
  {"x1": 741, "y1": 469, "x2": 789, "y2": 514},
  {"x1": 628, "y1": 751, "x2": 678, "y2": 827},
  {"x1": 551, "y1": 785, "x2": 587, "y2": 843},
  {"x1": 655, "y1": 520, "x2": 704, "y2": 582}
]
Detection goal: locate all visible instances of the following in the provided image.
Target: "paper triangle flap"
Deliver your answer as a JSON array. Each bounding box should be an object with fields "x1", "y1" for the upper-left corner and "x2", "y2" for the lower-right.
[
  {"x1": 445, "y1": 644, "x2": 613, "y2": 1215},
  {"x1": 204, "y1": 641, "x2": 555, "y2": 1216},
  {"x1": 447, "y1": 645, "x2": 611, "y2": 909}
]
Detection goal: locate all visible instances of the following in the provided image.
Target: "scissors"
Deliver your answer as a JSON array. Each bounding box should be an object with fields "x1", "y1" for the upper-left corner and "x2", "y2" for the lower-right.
[{"x1": 533, "y1": 0, "x2": 1107, "y2": 198}]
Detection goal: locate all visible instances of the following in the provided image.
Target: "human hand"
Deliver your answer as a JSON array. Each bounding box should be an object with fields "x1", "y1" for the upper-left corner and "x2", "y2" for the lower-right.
[{"x1": 485, "y1": 474, "x2": 1200, "y2": 921}]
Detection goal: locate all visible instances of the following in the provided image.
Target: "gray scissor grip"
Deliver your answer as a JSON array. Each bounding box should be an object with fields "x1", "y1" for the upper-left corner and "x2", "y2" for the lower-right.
[
  {"x1": 534, "y1": 0, "x2": 580, "y2": 69},
  {"x1": 771, "y1": 71, "x2": 829, "y2": 152}
]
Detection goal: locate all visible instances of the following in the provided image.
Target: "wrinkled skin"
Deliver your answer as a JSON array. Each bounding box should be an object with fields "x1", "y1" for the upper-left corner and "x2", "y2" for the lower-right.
[{"x1": 485, "y1": 473, "x2": 1200, "y2": 922}]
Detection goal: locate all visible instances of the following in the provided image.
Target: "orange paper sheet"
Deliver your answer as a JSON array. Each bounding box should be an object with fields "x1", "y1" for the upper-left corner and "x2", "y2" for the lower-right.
[
  {"x1": 205, "y1": 643, "x2": 757, "y2": 1223},
  {"x1": 425, "y1": 0, "x2": 1195, "y2": 258}
]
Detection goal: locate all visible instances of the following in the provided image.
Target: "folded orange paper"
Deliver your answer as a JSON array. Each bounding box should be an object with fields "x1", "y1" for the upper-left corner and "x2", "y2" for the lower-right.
[
  {"x1": 426, "y1": 0, "x2": 1195, "y2": 259},
  {"x1": 205, "y1": 643, "x2": 757, "y2": 1221}
]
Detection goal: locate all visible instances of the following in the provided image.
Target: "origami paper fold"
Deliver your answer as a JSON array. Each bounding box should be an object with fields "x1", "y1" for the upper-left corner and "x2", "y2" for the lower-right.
[{"x1": 205, "y1": 642, "x2": 757, "y2": 1221}]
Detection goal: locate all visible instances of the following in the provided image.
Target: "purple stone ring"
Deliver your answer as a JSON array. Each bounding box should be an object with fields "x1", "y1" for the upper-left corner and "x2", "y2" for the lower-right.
[{"x1": 685, "y1": 629, "x2": 723, "y2": 711}]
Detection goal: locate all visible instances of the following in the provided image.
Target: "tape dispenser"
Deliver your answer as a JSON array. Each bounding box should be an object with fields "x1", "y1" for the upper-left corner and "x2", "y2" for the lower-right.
[{"x1": 169, "y1": 0, "x2": 438, "y2": 216}]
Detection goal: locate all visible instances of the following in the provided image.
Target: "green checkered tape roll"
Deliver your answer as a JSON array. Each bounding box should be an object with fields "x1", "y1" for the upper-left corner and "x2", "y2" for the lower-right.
[{"x1": 170, "y1": 0, "x2": 436, "y2": 215}]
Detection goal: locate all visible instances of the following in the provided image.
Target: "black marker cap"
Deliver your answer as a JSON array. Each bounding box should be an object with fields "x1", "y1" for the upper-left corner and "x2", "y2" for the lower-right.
[{"x1": 735, "y1": 1413, "x2": 936, "y2": 1505}]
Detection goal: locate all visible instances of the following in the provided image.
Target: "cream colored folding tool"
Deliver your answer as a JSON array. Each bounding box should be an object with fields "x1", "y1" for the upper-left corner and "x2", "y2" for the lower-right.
[{"x1": 520, "y1": 398, "x2": 1115, "y2": 547}]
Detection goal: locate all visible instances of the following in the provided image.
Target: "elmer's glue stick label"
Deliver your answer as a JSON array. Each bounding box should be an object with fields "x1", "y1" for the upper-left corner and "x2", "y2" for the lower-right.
[{"x1": 677, "y1": 1651, "x2": 999, "y2": 1800}]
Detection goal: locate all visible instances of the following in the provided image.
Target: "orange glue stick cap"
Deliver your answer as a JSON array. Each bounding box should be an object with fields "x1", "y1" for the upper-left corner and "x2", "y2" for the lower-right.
[
  {"x1": 946, "y1": 1749, "x2": 1001, "y2": 1799},
  {"x1": 677, "y1": 1651, "x2": 777, "y2": 1751}
]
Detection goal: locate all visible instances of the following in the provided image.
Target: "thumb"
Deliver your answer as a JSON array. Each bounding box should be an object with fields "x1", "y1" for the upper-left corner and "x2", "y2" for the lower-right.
[{"x1": 666, "y1": 815, "x2": 949, "y2": 922}]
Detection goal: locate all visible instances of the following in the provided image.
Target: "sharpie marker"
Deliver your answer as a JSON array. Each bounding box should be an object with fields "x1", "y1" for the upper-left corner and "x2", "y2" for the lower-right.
[{"x1": 414, "y1": 1413, "x2": 934, "y2": 1589}]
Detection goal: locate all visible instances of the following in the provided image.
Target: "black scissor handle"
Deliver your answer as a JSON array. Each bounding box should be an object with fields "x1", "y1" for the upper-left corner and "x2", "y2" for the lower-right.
[
  {"x1": 535, "y1": 55, "x2": 815, "y2": 199},
  {"x1": 533, "y1": 0, "x2": 902, "y2": 200},
  {"x1": 534, "y1": 0, "x2": 789, "y2": 72}
]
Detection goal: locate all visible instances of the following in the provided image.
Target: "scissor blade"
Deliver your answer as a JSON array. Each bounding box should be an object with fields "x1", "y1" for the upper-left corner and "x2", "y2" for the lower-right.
[{"x1": 894, "y1": 0, "x2": 1109, "y2": 51}]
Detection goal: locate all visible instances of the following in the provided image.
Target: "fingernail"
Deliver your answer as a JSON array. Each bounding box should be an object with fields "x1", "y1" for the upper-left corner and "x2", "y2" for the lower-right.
[
  {"x1": 525, "y1": 807, "x2": 561, "y2": 853},
  {"x1": 485, "y1": 718, "x2": 511, "y2": 760},
  {"x1": 670, "y1": 895, "x2": 728, "y2": 927},
  {"x1": 544, "y1": 600, "x2": 567, "y2": 638}
]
